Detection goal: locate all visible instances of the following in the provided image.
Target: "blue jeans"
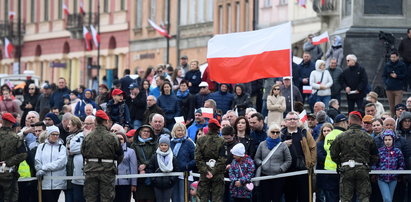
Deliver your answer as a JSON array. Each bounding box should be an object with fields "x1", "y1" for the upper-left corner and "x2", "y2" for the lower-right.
[
  {"x1": 316, "y1": 95, "x2": 331, "y2": 108},
  {"x1": 378, "y1": 179, "x2": 397, "y2": 202},
  {"x1": 172, "y1": 179, "x2": 185, "y2": 202},
  {"x1": 133, "y1": 120, "x2": 142, "y2": 129},
  {"x1": 72, "y1": 184, "x2": 85, "y2": 202}
]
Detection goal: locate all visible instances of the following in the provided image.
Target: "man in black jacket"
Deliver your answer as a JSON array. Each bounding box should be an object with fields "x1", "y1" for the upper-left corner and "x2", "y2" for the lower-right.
[
  {"x1": 339, "y1": 54, "x2": 368, "y2": 112},
  {"x1": 126, "y1": 83, "x2": 146, "y2": 129}
]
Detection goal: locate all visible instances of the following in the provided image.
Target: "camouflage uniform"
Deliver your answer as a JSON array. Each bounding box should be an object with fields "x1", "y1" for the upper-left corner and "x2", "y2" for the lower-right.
[
  {"x1": 81, "y1": 125, "x2": 124, "y2": 202},
  {"x1": 0, "y1": 127, "x2": 27, "y2": 202},
  {"x1": 330, "y1": 124, "x2": 379, "y2": 202},
  {"x1": 195, "y1": 131, "x2": 226, "y2": 202}
]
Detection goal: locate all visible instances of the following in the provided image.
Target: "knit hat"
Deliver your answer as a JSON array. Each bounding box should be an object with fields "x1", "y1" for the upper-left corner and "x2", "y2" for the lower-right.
[
  {"x1": 46, "y1": 125, "x2": 60, "y2": 136},
  {"x1": 230, "y1": 143, "x2": 245, "y2": 157},
  {"x1": 195, "y1": 108, "x2": 202, "y2": 115},
  {"x1": 159, "y1": 135, "x2": 170, "y2": 145},
  {"x1": 2, "y1": 113, "x2": 16, "y2": 124},
  {"x1": 45, "y1": 113, "x2": 61, "y2": 125}
]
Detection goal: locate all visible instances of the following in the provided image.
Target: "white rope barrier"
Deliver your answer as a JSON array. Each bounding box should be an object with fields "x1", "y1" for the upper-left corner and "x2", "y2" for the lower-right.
[{"x1": 18, "y1": 169, "x2": 411, "y2": 182}]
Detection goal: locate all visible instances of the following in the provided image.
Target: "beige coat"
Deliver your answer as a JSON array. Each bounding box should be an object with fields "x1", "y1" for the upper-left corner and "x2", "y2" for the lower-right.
[{"x1": 266, "y1": 95, "x2": 286, "y2": 126}]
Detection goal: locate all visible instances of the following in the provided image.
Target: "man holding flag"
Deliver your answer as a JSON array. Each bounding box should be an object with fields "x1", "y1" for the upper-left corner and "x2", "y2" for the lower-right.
[{"x1": 303, "y1": 34, "x2": 324, "y2": 63}]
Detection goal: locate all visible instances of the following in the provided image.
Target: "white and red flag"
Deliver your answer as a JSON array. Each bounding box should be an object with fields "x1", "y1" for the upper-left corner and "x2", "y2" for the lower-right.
[
  {"x1": 297, "y1": 0, "x2": 307, "y2": 8},
  {"x1": 4, "y1": 38, "x2": 14, "y2": 59},
  {"x1": 90, "y1": 25, "x2": 100, "y2": 48},
  {"x1": 303, "y1": 86, "x2": 313, "y2": 94},
  {"x1": 312, "y1": 31, "x2": 329, "y2": 45},
  {"x1": 8, "y1": 11, "x2": 15, "y2": 21},
  {"x1": 79, "y1": 1, "x2": 86, "y2": 15},
  {"x1": 206, "y1": 22, "x2": 291, "y2": 83},
  {"x1": 201, "y1": 108, "x2": 214, "y2": 119},
  {"x1": 83, "y1": 26, "x2": 92, "y2": 51},
  {"x1": 63, "y1": 3, "x2": 70, "y2": 16},
  {"x1": 148, "y1": 19, "x2": 172, "y2": 39},
  {"x1": 299, "y1": 110, "x2": 308, "y2": 123}
]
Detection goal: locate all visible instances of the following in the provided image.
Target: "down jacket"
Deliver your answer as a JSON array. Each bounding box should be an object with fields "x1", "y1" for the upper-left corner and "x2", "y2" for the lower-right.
[
  {"x1": 309, "y1": 65, "x2": 333, "y2": 96},
  {"x1": 35, "y1": 140, "x2": 67, "y2": 190},
  {"x1": 69, "y1": 132, "x2": 85, "y2": 185}
]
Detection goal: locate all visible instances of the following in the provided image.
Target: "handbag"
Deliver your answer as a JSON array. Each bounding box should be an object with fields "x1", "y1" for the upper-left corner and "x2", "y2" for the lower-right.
[
  {"x1": 308, "y1": 71, "x2": 324, "y2": 107},
  {"x1": 254, "y1": 142, "x2": 282, "y2": 187},
  {"x1": 238, "y1": 164, "x2": 254, "y2": 191}
]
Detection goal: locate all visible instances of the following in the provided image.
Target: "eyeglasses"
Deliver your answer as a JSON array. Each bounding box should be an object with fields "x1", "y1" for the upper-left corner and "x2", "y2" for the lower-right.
[
  {"x1": 271, "y1": 131, "x2": 280, "y2": 134},
  {"x1": 111, "y1": 129, "x2": 118, "y2": 133},
  {"x1": 273, "y1": 88, "x2": 280, "y2": 91},
  {"x1": 396, "y1": 108, "x2": 405, "y2": 111},
  {"x1": 29, "y1": 88, "x2": 35, "y2": 90}
]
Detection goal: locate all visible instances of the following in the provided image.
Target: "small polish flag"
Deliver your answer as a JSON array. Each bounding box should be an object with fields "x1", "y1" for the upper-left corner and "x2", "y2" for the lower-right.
[
  {"x1": 148, "y1": 19, "x2": 172, "y2": 39},
  {"x1": 63, "y1": 3, "x2": 69, "y2": 16},
  {"x1": 79, "y1": 1, "x2": 85, "y2": 15},
  {"x1": 4, "y1": 38, "x2": 14, "y2": 59},
  {"x1": 201, "y1": 108, "x2": 214, "y2": 119},
  {"x1": 83, "y1": 26, "x2": 92, "y2": 51},
  {"x1": 299, "y1": 110, "x2": 308, "y2": 123},
  {"x1": 174, "y1": 116, "x2": 185, "y2": 124},
  {"x1": 90, "y1": 25, "x2": 100, "y2": 48},
  {"x1": 207, "y1": 22, "x2": 291, "y2": 83},
  {"x1": 303, "y1": 85, "x2": 313, "y2": 94},
  {"x1": 297, "y1": 0, "x2": 307, "y2": 8},
  {"x1": 312, "y1": 32, "x2": 329, "y2": 45},
  {"x1": 8, "y1": 11, "x2": 15, "y2": 21}
]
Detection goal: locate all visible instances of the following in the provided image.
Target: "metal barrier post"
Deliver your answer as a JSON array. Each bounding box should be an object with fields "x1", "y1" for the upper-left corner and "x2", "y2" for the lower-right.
[
  {"x1": 38, "y1": 179, "x2": 42, "y2": 202},
  {"x1": 184, "y1": 171, "x2": 189, "y2": 202}
]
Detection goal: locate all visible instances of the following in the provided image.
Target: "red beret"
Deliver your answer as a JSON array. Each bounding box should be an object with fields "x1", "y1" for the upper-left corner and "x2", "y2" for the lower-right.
[
  {"x1": 111, "y1": 89, "x2": 124, "y2": 96},
  {"x1": 2, "y1": 113, "x2": 16, "y2": 124},
  {"x1": 208, "y1": 118, "x2": 221, "y2": 128},
  {"x1": 95, "y1": 110, "x2": 109, "y2": 120},
  {"x1": 126, "y1": 129, "x2": 136, "y2": 138},
  {"x1": 349, "y1": 111, "x2": 362, "y2": 120}
]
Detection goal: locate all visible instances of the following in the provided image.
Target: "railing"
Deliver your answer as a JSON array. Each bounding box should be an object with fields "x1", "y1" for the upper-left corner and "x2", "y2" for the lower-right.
[
  {"x1": 66, "y1": 13, "x2": 98, "y2": 31},
  {"x1": 0, "y1": 20, "x2": 25, "y2": 40}
]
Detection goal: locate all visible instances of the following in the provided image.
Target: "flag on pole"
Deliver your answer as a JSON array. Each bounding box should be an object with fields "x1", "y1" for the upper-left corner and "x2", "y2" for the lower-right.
[
  {"x1": 206, "y1": 22, "x2": 292, "y2": 84},
  {"x1": 297, "y1": 0, "x2": 307, "y2": 8},
  {"x1": 4, "y1": 38, "x2": 14, "y2": 59},
  {"x1": 83, "y1": 26, "x2": 92, "y2": 51},
  {"x1": 299, "y1": 110, "x2": 308, "y2": 123},
  {"x1": 147, "y1": 19, "x2": 172, "y2": 39},
  {"x1": 8, "y1": 11, "x2": 15, "y2": 21},
  {"x1": 90, "y1": 25, "x2": 100, "y2": 48},
  {"x1": 79, "y1": 1, "x2": 85, "y2": 15},
  {"x1": 63, "y1": 3, "x2": 70, "y2": 16},
  {"x1": 312, "y1": 31, "x2": 329, "y2": 45}
]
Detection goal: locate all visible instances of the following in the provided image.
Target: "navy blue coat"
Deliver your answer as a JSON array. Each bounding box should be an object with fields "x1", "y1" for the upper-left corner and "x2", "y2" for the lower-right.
[
  {"x1": 170, "y1": 137, "x2": 196, "y2": 171},
  {"x1": 382, "y1": 60, "x2": 407, "y2": 91},
  {"x1": 157, "y1": 94, "x2": 180, "y2": 122},
  {"x1": 297, "y1": 60, "x2": 315, "y2": 88},
  {"x1": 184, "y1": 70, "x2": 202, "y2": 94},
  {"x1": 210, "y1": 91, "x2": 234, "y2": 114},
  {"x1": 106, "y1": 100, "x2": 131, "y2": 127},
  {"x1": 50, "y1": 87, "x2": 71, "y2": 110}
]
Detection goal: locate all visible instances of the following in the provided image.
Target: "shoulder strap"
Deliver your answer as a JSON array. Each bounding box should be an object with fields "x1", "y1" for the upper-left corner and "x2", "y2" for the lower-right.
[
  {"x1": 41, "y1": 143, "x2": 46, "y2": 151},
  {"x1": 261, "y1": 142, "x2": 281, "y2": 166},
  {"x1": 320, "y1": 72, "x2": 325, "y2": 83}
]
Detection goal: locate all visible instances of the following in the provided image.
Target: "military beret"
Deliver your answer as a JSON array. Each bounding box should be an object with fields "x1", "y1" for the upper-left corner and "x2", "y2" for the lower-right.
[
  {"x1": 126, "y1": 129, "x2": 136, "y2": 138},
  {"x1": 95, "y1": 110, "x2": 109, "y2": 120},
  {"x1": 111, "y1": 89, "x2": 125, "y2": 96},
  {"x1": 208, "y1": 118, "x2": 221, "y2": 128},
  {"x1": 349, "y1": 111, "x2": 362, "y2": 119},
  {"x1": 2, "y1": 113, "x2": 16, "y2": 124}
]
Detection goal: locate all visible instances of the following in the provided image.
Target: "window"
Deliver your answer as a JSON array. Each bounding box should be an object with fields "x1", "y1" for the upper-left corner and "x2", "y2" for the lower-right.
[
  {"x1": 245, "y1": 1, "x2": 250, "y2": 30},
  {"x1": 207, "y1": 0, "x2": 213, "y2": 21},
  {"x1": 264, "y1": 0, "x2": 272, "y2": 7},
  {"x1": 44, "y1": 0, "x2": 49, "y2": 20},
  {"x1": 31, "y1": 0, "x2": 35, "y2": 23},
  {"x1": 121, "y1": 0, "x2": 125, "y2": 10},
  {"x1": 164, "y1": 0, "x2": 169, "y2": 24},
  {"x1": 58, "y1": 0, "x2": 62, "y2": 19},
  {"x1": 189, "y1": 0, "x2": 196, "y2": 24},
  {"x1": 235, "y1": 2, "x2": 240, "y2": 32},
  {"x1": 279, "y1": 0, "x2": 288, "y2": 5},
  {"x1": 227, "y1": 4, "x2": 232, "y2": 33},
  {"x1": 150, "y1": 0, "x2": 157, "y2": 21},
  {"x1": 5, "y1": 0, "x2": 9, "y2": 21},
  {"x1": 180, "y1": 0, "x2": 188, "y2": 25},
  {"x1": 218, "y1": 5, "x2": 223, "y2": 33},
  {"x1": 197, "y1": 0, "x2": 205, "y2": 23},
  {"x1": 135, "y1": 0, "x2": 142, "y2": 28},
  {"x1": 104, "y1": 0, "x2": 109, "y2": 13},
  {"x1": 73, "y1": 0, "x2": 78, "y2": 14}
]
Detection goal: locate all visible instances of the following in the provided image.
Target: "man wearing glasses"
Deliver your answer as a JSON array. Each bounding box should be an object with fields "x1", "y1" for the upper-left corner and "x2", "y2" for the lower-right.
[{"x1": 281, "y1": 111, "x2": 316, "y2": 202}]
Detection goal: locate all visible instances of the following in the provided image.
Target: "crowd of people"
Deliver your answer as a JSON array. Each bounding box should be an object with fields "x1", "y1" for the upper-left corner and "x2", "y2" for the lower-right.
[{"x1": 2, "y1": 30, "x2": 411, "y2": 202}]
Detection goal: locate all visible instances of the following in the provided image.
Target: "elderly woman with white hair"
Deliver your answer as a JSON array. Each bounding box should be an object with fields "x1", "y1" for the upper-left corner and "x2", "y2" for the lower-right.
[
  {"x1": 309, "y1": 60, "x2": 333, "y2": 110},
  {"x1": 35, "y1": 125, "x2": 67, "y2": 202},
  {"x1": 254, "y1": 123, "x2": 292, "y2": 201}
]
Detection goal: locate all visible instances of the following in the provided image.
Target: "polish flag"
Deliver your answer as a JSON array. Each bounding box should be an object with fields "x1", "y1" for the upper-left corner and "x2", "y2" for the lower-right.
[
  {"x1": 90, "y1": 25, "x2": 100, "y2": 48},
  {"x1": 299, "y1": 110, "x2": 308, "y2": 123},
  {"x1": 4, "y1": 38, "x2": 14, "y2": 59},
  {"x1": 312, "y1": 31, "x2": 329, "y2": 45},
  {"x1": 201, "y1": 108, "x2": 214, "y2": 119},
  {"x1": 79, "y1": 1, "x2": 85, "y2": 15},
  {"x1": 63, "y1": 3, "x2": 69, "y2": 16},
  {"x1": 8, "y1": 11, "x2": 15, "y2": 21},
  {"x1": 207, "y1": 22, "x2": 291, "y2": 83},
  {"x1": 297, "y1": 0, "x2": 307, "y2": 8},
  {"x1": 83, "y1": 26, "x2": 92, "y2": 51},
  {"x1": 148, "y1": 19, "x2": 172, "y2": 39},
  {"x1": 303, "y1": 85, "x2": 313, "y2": 94}
]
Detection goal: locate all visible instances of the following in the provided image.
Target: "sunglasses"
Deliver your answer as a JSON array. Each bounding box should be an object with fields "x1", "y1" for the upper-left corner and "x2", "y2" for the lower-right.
[
  {"x1": 271, "y1": 131, "x2": 280, "y2": 134},
  {"x1": 273, "y1": 88, "x2": 280, "y2": 91}
]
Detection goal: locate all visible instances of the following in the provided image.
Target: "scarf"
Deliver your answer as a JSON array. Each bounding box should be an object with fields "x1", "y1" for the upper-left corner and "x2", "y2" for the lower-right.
[
  {"x1": 176, "y1": 89, "x2": 190, "y2": 99},
  {"x1": 156, "y1": 148, "x2": 174, "y2": 172},
  {"x1": 266, "y1": 137, "x2": 280, "y2": 150},
  {"x1": 138, "y1": 136, "x2": 153, "y2": 143},
  {"x1": 171, "y1": 136, "x2": 187, "y2": 156}
]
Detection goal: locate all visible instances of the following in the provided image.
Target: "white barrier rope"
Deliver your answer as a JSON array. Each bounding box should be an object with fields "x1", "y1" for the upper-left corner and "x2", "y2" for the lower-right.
[{"x1": 18, "y1": 169, "x2": 411, "y2": 182}]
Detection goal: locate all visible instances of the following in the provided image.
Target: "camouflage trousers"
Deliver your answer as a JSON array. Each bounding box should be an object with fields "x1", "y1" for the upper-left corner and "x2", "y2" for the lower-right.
[
  {"x1": 84, "y1": 171, "x2": 116, "y2": 202},
  {"x1": 0, "y1": 173, "x2": 18, "y2": 202},
  {"x1": 339, "y1": 166, "x2": 370, "y2": 202},
  {"x1": 198, "y1": 174, "x2": 224, "y2": 202}
]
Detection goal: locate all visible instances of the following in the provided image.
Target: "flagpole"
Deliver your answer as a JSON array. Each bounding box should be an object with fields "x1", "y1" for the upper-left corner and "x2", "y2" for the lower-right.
[
  {"x1": 17, "y1": 0, "x2": 21, "y2": 74},
  {"x1": 166, "y1": 0, "x2": 170, "y2": 64},
  {"x1": 289, "y1": 23, "x2": 294, "y2": 112},
  {"x1": 97, "y1": 1, "x2": 101, "y2": 81}
]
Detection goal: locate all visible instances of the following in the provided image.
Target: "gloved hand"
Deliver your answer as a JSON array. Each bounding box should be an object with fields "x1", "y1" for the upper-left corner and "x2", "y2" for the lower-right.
[{"x1": 36, "y1": 170, "x2": 46, "y2": 178}]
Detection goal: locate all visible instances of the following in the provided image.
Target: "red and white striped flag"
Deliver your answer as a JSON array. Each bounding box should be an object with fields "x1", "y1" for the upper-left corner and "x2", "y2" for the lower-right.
[
  {"x1": 201, "y1": 108, "x2": 214, "y2": 119},
  {"x1": 4, "y1": 38, "x2": 14, "y2": 58},
  {"x1": 312, "y1": 31, "x2": 329, "y2": 45},
  {"x1": 303, "y1": 86, "x2": 313, "y2": 94},
  {"x1": 79, "y1": 0, "x2": 85, "y2": 15},
  {"x1": 297, "y1": 0, "x2": 307, "y2": 8},
  {"x1": 299, "y1": 110, "x2": 308, "y2": 123},
  {"x1": 83, "y1": 26, "x2": 92, "y2": 51},
  {"x1": 148, "y1": 19, "x2": 172, "y2": 39},
  {"x1": 8, "y1": 11, "x2": 15, "y2": 21},
  {"x1": 63, "y1": 3, "x2": 70, "y2": 16},
  {"x1": 90, "y1": 25, "x2": 100, "y2": 48},
  {"x1": 207, "y1": 22, "x2": 291, "y2": 83}
]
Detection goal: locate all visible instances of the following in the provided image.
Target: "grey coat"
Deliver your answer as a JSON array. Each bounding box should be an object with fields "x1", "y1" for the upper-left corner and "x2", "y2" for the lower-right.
[{"x1": 254, "y1": 141, "x2": 292, "y2": 176}]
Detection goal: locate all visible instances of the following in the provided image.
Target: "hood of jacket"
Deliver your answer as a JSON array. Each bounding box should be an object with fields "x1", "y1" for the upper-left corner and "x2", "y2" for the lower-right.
[
  {"x1": 397, "y1": 111, "x2": 411, "y2": 132},
  {"x1": 332, "y1": 36, "x2": 342, "y2": 47}
]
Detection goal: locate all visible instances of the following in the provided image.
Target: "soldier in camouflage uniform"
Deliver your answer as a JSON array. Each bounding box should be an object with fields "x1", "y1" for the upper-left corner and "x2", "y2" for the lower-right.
[
  {"x1": 330, "y1": 111, "x2": 379, "y2": 202},
  {"x1": 195, "y1": 118, "x2": 226, "y2": 201},
  {"x1": 81, "y1": 110, "x2": 124, "y2": 202},
  {"x1": 0, "y1": 113, "x2": 27, "y2": 202}
]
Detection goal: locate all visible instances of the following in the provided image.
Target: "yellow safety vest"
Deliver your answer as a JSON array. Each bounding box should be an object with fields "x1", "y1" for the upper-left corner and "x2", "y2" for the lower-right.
[
  {"x1": 324, "y1": 129, "x2": 344, "y2": 170},
  {"x1": 18, "y1": 160, "x2": 32, "y2": 178}
]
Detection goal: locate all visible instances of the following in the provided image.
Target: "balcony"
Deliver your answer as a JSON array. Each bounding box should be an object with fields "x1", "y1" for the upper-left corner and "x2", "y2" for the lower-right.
[
  {"x1": 66, "y1": 13, "x2": 99, "y2": 39},
  {"x1": 313, "y1": 0, "x2": 339, "y2": 16},
  {"x1": 0, "y1": 20, "x2": 25, "y2": 44}
]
